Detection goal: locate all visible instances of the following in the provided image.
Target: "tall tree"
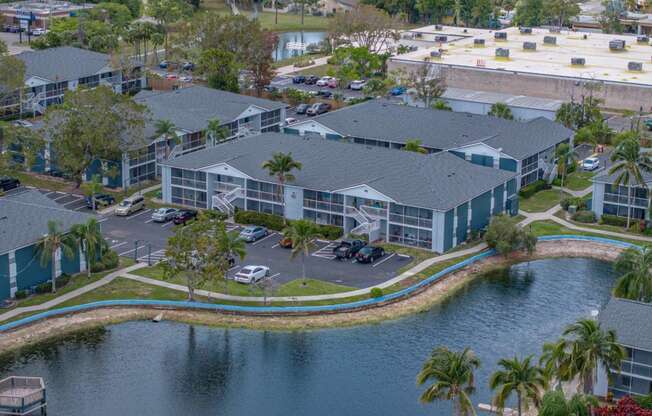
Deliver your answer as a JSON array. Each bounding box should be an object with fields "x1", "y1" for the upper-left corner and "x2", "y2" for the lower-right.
[
  {"x1": 283, "y1": 219, "x2": 320, "y2": 286},
  {"x1": 262, "y1": 152, "x2": 302, "y2": 203},
  {"x1": 0, "y1": 40, "x2": 26, "y2": 114},
  {"x1": 554, "y1": 143, "x2": 577, "y2": 196},
  {"x1": 329, "y1": 5, "x2": 400, "y2": 53},
  {"x1": 549, "y1": 0, "x2": 580, "y2": 27},
  {"x1": 406, "y1": 63, "x2": 446, "y2": 108},
  {"x1": 147, "y1": 0, "x2": 191, "y2": 60},
  {"x1": 81, "y1": 174, "x2": 104, "y2": 211},
  {"x1": 206, "y1": 118, "x2": 230, "y2": 146},
  {"x1": 214, "y1": 223, "x2": 246, "y2": 294},
  {"x1": 155, "y1": 119, "x2": 178, "y2": 156},
  {"x1": 608, "y1": 137, "x2": 652, "y2": 228},
  {"x1": 37, "y1": 221, "x2": 78, "y2": 293},
  {"x1": 403, "y1": 139, "x2": 428, "y2": 154},
  {"x1": 600, "y1": 0, "x2": 625, "y2": 34},
  {"x1": 198, "y1": 48, "x2": 240, "y2": 93},
  {"x1": 44, "y1": 86, "x2": 146, "y2": 187},
  {"x1": 613, "y1": 246, "x2": 652, "y2": 302},
  {"x1": 417, "y1": 346, "x2": 481, "y2": 416},
  {"x1": 514, "y1": 0, "x2": 547, "y2": 26},
  {"x1": 246, "y1": 30, "x2": 278, "y2": 96},
  {"x1": 71, "y1": 218, "x2": 106, "y2": 277},
  {"x1": 488, "y1": 102, "x2": 514, "y2": 120},
  {"x1": 489, "y1": 355, "x2": 548, "y2": 416}
]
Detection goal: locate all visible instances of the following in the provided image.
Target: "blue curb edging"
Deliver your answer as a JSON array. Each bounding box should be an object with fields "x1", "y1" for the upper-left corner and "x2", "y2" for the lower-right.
[{"x1": 0, "y1": 235, "x2": 637, "y2": 332}]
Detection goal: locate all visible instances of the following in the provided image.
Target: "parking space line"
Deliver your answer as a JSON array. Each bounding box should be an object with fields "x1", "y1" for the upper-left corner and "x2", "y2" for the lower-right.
[
  {"x1": 62, "y1": 197, "x2": 84, "y2": 207},
  {"x1": 126, "y1": 209, "x2": 152, "y2": 220},
  {"x1": 53, "y1": 194, "x2": 72, "y2": 201},
  {"x1": 271, "y1": 243, "x2": 280, "y2": 248},
  {"x1": 145, "y1": 219, "x2": 153, "y2": 224},
  {"x1": 252, "y1": 232, "x2": 277, "y2": 246},
  {"x1": 45, "y1": 191, "x2": 59, "y2": 197},
  {"x1": 267, "y1": 273, "x2": 280, "y2": 280},
  {"x1": 396, "y1": 253, "x2": 411, "y2": 258},
  {"x1": 110, "y1": 241, "x2": 128, "y2": 249},
  {"x1": 372, "y1": 252, "x2": 396, "y2": 268},
  {"x1": 161, "y1": 221, "x2": 174, "y2": 228},
  {"x1": 74, "y1": 205, "x2": 89, "y2": 211},
  {"x1": 118, "y1": 245, "x2": 147, "y2": 257}
]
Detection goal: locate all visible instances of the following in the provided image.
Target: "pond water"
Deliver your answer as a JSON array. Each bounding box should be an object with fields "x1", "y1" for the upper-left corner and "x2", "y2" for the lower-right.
[
  {"x1": 273, "y1": 31, "x2": 327, "y2": 61},
  {"x1": 0, "y1": 258, "x2": 617, "y2": 415}
]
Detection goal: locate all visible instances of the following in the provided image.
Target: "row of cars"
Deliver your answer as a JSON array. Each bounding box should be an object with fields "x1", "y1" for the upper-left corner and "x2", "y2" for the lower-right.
[
  {"x1": 2, "y1": 25, "x2": 46, "y2": 35},
  {"x1": 292, "y1": 75, "x2": 368, "y2": 91}
]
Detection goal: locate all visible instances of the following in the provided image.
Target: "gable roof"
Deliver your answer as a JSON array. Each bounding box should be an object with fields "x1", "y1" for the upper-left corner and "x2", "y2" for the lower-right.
[
  {"x1": 599, "y1": 297, "x2": 652, "y2": 351},
  {"x1": 134, "y1": 86, "x2": 287, "y2": 137},
  {"x1": 0, "y1": 190, "x2": 91, "y2": 255},
  {"x1": 16, "y1": 47, "x2": 112, "y2": 83},
  {"x1": 297, "y1": 100, "x2": 572, "y2": 160},
  {"x1": 162, "y1": 132, "x2": 516, "y2": 211},
  {"x1": 593, "y1": 167, "x2": 652, "y2": 185}
]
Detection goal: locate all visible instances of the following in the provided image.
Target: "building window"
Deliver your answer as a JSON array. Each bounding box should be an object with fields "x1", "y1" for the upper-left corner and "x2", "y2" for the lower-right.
[
  {"x1": 388, "y1": 223, "x2": 432, "y2": 249},
  {"x1": 261, "y1": 109, "x2": 281, "y2": 127},
  {"x1": 603, "y1": 203, "x2": 646, "y2": 220},
  {"x1": 171, "y1": 186, "x2": 207, "y2": 208},
  {"x1": 246, "y1": 179, "x2": 282, "y2": 203},
  {"x1": 129, "y1": 161, "x2": 155, "y2": 185},
  {"x1": 171, "y1": 168, "x2": 206, "y2": 189},
  {"x1": 389, "y1": 203, "x2": 432, "y2": 229},
  {"x1": 303, "y1": 189, "x2": 344, "y2": 213},
  {"x1": 303, "y1": 209, "x2": 343, "y2": 226},
  {"x1": 247, "y1": 199, "x2": 283, "y2": 216}
]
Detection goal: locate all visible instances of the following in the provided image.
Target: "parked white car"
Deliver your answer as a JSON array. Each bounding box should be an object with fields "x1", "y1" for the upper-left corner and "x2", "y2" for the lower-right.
[
  {"x1": 582, "y1": 157, "x2": 600, "y2": 171},
  {"x1": 31, "y1": 28, "x2": 46, "y2": 36},
  {"x1": 151, "y1": 207, "x2": 179, "y2": 222},
  {"x1": 349, "y1": 80, "x2": 367, "y2": 90},
  {"x1": 316, "y1": 76, "x2": 334, "y2": 87},
  {"x1": 285, "y1": 117, "x2": 298, "y2": 125},
  {"x1": 234, "y1": 265, "x2": 269, "y2": 284}
]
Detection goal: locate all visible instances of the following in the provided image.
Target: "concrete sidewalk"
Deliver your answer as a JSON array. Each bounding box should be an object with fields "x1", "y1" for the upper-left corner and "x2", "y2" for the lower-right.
[{"x1": 275, "y1": 56, "x2": 330, "y2": 76}]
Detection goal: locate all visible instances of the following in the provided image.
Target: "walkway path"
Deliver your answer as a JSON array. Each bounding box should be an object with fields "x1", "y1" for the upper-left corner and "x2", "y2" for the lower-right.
[
  {"x1": 551, "y1": 185, "x2": 592, "y2": 198},
  {"x1": 275, "y1": 56, "x2": 330, "y2": 76},
  {"x1": 0, "y1": 263, "x2": 147, "y2": 323}
]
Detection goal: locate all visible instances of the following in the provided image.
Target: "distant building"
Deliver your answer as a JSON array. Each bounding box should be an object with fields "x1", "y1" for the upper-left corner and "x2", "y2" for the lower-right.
[
  {"x1": 287, "y1": 100, "x2": 572, "y2": 188},
  {"x1": 0, "y1": 1, "x2": 93, "y2": 31},
  {"x1": 0, "y1": 46, "x2": 144, "y2": 119},
  {"x1": 591, "y1": 170, "x2": 652, "y2": 222},
  {"x1": 0, "y1": 190, "x2": 90, "y2": 300},
  {"x1": 595, "y1": 297, "x2": 652, "y2": 398}
]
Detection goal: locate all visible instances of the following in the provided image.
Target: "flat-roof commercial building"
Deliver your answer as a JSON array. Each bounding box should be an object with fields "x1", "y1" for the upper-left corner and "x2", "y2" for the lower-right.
[
  {"x1": 287, "y1": 100, "x2": 572, "y2": 188},
  {"x1": 388, "y1": 26, "x2": 652, "y2": 111},
  {"x1": 0, "y1": 1, "x2": 93, "y2": 31},
  {"x1": 0, "y1": 46, "x2": 144, "y2": 119},
  {"x1": 595, "y1": 298, "x2": 652, "y2": 398},
  {"x1": 160, "y1": 132, "x2": 518, "y2": 252},
  {"x1": 0, "y1": 190, "x2": 90, "y2": 300}
]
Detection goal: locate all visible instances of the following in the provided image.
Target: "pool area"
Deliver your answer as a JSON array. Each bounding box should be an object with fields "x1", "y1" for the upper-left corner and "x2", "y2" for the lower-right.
[
  {"x1": 273, "y1": 31, "x2": 326, "y2": 61},
  {"x1": 0, "y1": 257, "x2": 617, "y2": 415}
]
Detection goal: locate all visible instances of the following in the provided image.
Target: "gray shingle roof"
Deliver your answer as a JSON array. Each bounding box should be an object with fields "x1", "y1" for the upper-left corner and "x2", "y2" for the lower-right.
[
  {"x1": 599, "y1": 297, "x2": 652, "y2": 351},
  {"x1": 16, "y1": 47, "x2": 112, "y2": 83},
  {"x1": 134, "y1": 86, "x2": 287, "y2": 136},
  {"x1": 299, "y1": 100, "x2": 572, "y2": 160},
  {"x1": 0, "y1": 190, "x2": 91, "y2": 255},
  {"x1": 593, "y1": 167, "x2": 652, "y2": 185},
  {"x1": 162, "y1": 132, "x2": 516, "y2": 211}
]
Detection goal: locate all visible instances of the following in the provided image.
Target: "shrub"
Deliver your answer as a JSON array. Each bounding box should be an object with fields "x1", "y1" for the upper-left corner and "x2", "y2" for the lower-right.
[
  {"x1": 485, "y1": 214, "x2": 537, "y2": 256},
  {"x1": 561, "y1": 197, "x2": 587, "y2": 211},
  {"x1": 234, "y1": 210, "x2": 285, "y2": 231},
  {"x1": 101, "y1": 250, "x2": 119, "y2": 270},
  {"x1": 370, "y1": 287, "x2": 383, "y2": 298},
  {"x1": 14, "y1": 290, "x2": 28, "y2": 299},
  {"x1": 572, "y1": 210, "x2": 596, "y2": 223},
  {"x1": 34, "y1": 281, "x2": 52, "y2": 294},
  {"x1": 518, "y1": 180, "x2": 550, "y2": 199},
  {"x1": 600, "y1": 214, "x2": 628, "y2": 227},
  {"x1": 202, "y1": 210, "x2": 228, "y2": 222},
  {"x1": 314, "y1": 224, "x2": 342, "y2": 240}
]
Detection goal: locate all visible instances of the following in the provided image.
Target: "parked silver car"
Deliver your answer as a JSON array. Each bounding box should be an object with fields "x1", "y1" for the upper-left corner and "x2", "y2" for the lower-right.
[
  {"x1": 151, "y1": 207, "x2": 179, "y2": 222},
  {"x1": 238, "y1": 226, "x2": 268, "y2": 242}
]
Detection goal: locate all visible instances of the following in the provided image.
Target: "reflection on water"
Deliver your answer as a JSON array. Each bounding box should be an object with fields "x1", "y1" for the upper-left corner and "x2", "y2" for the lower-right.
[
  {"x1": 0, "y1": 258, "x2": 616, "y2": 415},
  {"x1": 273, "y1": 31, "x2": 327, "y2": 61}
]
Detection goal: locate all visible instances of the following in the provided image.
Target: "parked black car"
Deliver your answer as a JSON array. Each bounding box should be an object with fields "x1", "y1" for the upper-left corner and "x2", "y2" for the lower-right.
[
  {"x1": 0, "y1": 177, "x2": 20, "y2": 192},
  {"x1": 333, "y1": 239, "x2": 366, "y2": 259},
  {"x1": 182, "y1": 62, "x2": 195, "y2": 71},
  {"x1": 173, "y1": 209, "x2": 198, "y2": 225},
  {"x1": 85, "y1": 193, "x2": 116, "y2": 209},
  {"x1": 292, "y1": 75, "x2": 306, "y2": 84},
  {"x1": 317, "y1": 90, "x2": 333, "y2": 99},
  {"x1": 295, "y1": 103, "x2": 311, "y2": 114},
  {"x1": 355, "y1": 246, "x2": 386, "y2": 263},
  {"x1": 304, "y1": 75, "x2": 319, "y2": 85},
  {"x1": 306, "y1": 102, "x2": 331, "y2": 116}
]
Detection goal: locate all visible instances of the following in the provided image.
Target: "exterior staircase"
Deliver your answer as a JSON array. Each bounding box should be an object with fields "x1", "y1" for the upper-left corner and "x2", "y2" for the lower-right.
[
  {"x1": 346, "y1": 206, "x2": 382, "y2": 237},
  {"x1": 212, "y1": 184, "x2": 244, "y2": 215}
]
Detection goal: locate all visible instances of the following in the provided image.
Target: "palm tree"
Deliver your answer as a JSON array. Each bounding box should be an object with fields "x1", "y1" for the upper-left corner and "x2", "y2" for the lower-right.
[
  {"x1": 82, "y1": 174, "x2": 103, "y2": 211},
  {"x1": 403, "y1": 139, "x2": 428, "y2": 154},
  {"x1": 417, "y1": 346, "x2": 480, "y2": 416},
  {"x1": 37, "y1": 221, "x2": 78, "y2": 293},
  {"x1": 563, "y1": 318, "x2": 624, "y2": 394},
  {"x1": 489, "y1": 355, "x2": 548, "y2": 416},
  {"x1": 216, "y1": 225, "x2": 246, "y2": 294},
  {"x1": 540, "y1": 339, "x2": 572, "y2": 389},
  {"x1": 283, "y1": 219, "x2": 320, "y2": 286},
  {"x1": 262, "y1": 152, "x2": 302, "y2": 204},
  {"x1": 71, "y1": 218, "x2": 105, "y2": 277},
  {"x1": 155, "y1": 119, "x2": 178, "y2": 158},
  {"x1": 488, "y1": 102, "x2": 514, "y2": 120},
  {"x1": 609, "y1": 137, "x2": 652, "y2": 228},
  {"x1": 206, "y1": 118, "x2": 229, "y2": 146},
  {"x1": 612, "y1": 246, "x2": 652, "y2": 302},
  {"x1": 555, "y1": 143, "x2": 576, "y2": 196}
]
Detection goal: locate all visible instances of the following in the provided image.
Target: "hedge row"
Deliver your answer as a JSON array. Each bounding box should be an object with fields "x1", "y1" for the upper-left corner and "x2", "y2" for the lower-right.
[
  {"x1": 561, "y1": 197, "x2": 588, "y2": 211},
  {"x1": 518, "y1": 180, "x2": 551, "y2": 199},
  {"x1": 234, "y1": 210, "x2": 343, "y2": 240},
  {"x1": 90, "y1": 249, "x2": 119, "y2": 273},
  {"x1": 600, "y1": 214, "x2": 628, "y2": 227},
  {"x1": 572, "y1": 210, "x2": 596, "y2": 223}
]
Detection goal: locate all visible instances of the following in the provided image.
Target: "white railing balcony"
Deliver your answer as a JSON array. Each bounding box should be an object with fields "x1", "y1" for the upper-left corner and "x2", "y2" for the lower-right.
[
  {"x1": 212, "y1": 194, "x2": 234, "y2": 214},
  {"x1": 222, "y1": 186, "x2": 244, "y2": 203},
  {"x1": 360, "y1": 205, "x2": 387, "y2": 220},
  {"x1": 345, "y1": 206, "x2": 369, "y2": 225},
  {"x1": 215, "y1": 182, "x2": 241, "y2": 193}
]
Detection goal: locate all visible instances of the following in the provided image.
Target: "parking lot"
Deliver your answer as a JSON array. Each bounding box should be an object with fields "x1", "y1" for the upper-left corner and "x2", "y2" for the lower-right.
[{"x1": 7, "y1": 186, "x2": 412, "y2": 289}]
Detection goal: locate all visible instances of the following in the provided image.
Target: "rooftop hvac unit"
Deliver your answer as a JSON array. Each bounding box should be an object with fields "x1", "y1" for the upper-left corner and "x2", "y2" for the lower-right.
[
  {"x1": 435, "y1": 35, "x2": 447, "y2": 42},
  {"x1": 571, "y1": 57, "x2": 586, "y2": 66},
  {"x1": 474, "y1": 38, "x2": 485, "y2": 46},
  {"x1": 434, "y1": 24, "x2": 443, "y2": 30},
  {"x1": 430, "y1": 50, "x2": 442, "y2": 58},
  {"x1": 628, "y1": 61, "x2": 643, "y2": 71},
  {"x1": 637, "y1": 35, "x2": 649, "y2": 44},
  {"x1": 495, "y1": 32, "x2": 507, "y2": 40},
  {"x1": 549, "y1": 27, "x2": 561, "y2": 33},
  {"x1": 520, "y1": 27, "x2": 532, "y2": 34},
  {"x1": 609, "y1": 39, "x2": 626, "y2": 51},
  {"x1": 495, "y1": 48, "x2": 510, "y2": 58},
  {"x1": 544, "y1": 36, "x2": 557, "y2": 45},
  {"x1": 523, "y1": 41, "x2": 536, "y2": 50}
]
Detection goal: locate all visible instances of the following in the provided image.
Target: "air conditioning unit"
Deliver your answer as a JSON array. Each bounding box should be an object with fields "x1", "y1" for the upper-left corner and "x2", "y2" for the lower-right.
[
  {"x1": 434, "y1": 24, "x2": 443, "y2": 30},
  {"x1": 549, "y1": 27, "x2": 561, "y2": 33},
  {"x1": 544, "y1": 36, "x2": 557, "y2": 45},
  {"x1": 474, "y1": 38, "x2": 485, "y2": 46},
  {"x1": 571, "y1": 57, "x2": 586, "y2": 66},
  {"x1": 495, "y1": 32, "x2": 507, "y2": 40},
  {"x1": 495, "y1": 48, "x2": 510, "y2": 58},
  {"x1": 609, "y1": 39, "x2": 626, "y2": 51},
  {"x1": 520, "y1": 27, "x2": 532, "y2": 34},
  {"x1": 435, "y1": 35, "x2": 447, "y2": 42},
  {"x1": 628, "y1": 61, "x2": 643, "y2": 71},
  {"x1": 430, "y1": 50, "x2": 442, "y2": 59},
  {"x1": 637, "y1": 36, "x2": 649, "y2": 44},
  {"x1": 523, "y1": 41, "x2": 536, "y2": 50}
]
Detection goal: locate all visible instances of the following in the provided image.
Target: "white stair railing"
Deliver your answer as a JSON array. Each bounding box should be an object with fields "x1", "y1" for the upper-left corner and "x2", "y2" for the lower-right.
[
  {"x1": 360, "y1": 205, "x2": 387, "y2": 220},
  {"x1": 211, "y1": 185, "x2": 244, "y2": 215},
  {"x1": 346, "y1": 206, "x2": 382, "y2": 238}
]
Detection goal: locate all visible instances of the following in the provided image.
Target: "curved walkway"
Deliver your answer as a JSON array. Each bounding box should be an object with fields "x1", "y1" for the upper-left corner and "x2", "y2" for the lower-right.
[{"x1": 0, "y1": 235, "x2": 638, "y2": 332}]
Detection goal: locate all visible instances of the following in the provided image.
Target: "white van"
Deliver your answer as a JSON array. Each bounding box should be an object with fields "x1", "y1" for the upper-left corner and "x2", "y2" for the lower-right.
[{"x1": 115, "y1": 195, "x2": 145, "y2": 216}]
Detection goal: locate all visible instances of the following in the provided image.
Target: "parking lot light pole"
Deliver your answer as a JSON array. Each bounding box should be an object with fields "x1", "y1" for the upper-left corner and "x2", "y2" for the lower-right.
[
  {"x1": 134, "y1": 240, "x2": 140, "y2": 263},
  {"x1": 147, "y1": 244, "x2": 152, "y2": 266}
]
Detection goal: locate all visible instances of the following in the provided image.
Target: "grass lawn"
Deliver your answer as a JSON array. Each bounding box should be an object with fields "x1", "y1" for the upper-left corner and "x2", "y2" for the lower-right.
[
  {"x1": 384, "y1": 253, "x2": 477, "y2": 293},
  {"x1": 520, "y1": 189, "x2": 572, "y2": 213},
  {"x1": 376, "y1": 243, "x2": 438, "y2": 273},
  {"x1": 554, "y1": 210, "x2": 652, "y2": 239},
  {"x1": 297, "y1": 63, "x2": 338, "y2": 77},
  {"x1": 272, "y1": 53, "x2": 326, "y2": 69},
  {"x1": 561, "y1": 171, "x2": 594, "y2": 191},
  {"x1": 527, "y1": 220, "x2": 650, "y2": 247},
  {"x1": 12, "y1": 172, "x2": 71, "y2": 192}
]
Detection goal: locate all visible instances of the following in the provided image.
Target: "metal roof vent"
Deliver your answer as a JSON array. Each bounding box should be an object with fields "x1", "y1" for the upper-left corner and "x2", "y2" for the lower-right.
[
  {"x1": 435, "y1": 35, "x2": 448, "y2": 42},
  {"x1": 523, "y1": 41, "x2": 536, "y2": 51},
  {"x1": 496, "y1": 48, "x2": 510, "y2": 58},
  {"x1": 434, "y1": 24, "x2": 443, "y2": 30},
  {"x1": 474, "y1": 38, "x2": 485, "y2": 46},
  {"x1": 609, "y1": 39, "x2": 626, "y2": 51},
  {"x1": 628, "y1": 61, "x2": 643, "y2": 71},
  {"x1": 549, "y1": 27, "x2": 561, "y2": 33},
  {"x1": 495, "y1": 32, "x2": 507, "y2": 41},
  {"x1": 571, "y1": 57, "x2": 586, "y2": 66},
  {"x1": 637, "y1": 35, "x2": 649, "y2": 44},
  {"x1": 520, "y1": 27, "x2": 532, "y2": 34},
  {"x1": 544, "y1": 36, "x2": 557, "y2": 45}
]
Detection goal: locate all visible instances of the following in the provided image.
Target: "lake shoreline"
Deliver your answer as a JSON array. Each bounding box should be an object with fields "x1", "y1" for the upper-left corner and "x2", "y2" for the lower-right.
[{"x1": 0, "y1": 240, "x2": 622, "y2": 355}]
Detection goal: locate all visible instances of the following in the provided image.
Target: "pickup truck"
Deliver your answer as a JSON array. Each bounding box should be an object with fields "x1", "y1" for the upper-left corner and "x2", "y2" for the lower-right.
[{"x1": 332, "y1": 239, "x2": 366, "y2": 259}]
